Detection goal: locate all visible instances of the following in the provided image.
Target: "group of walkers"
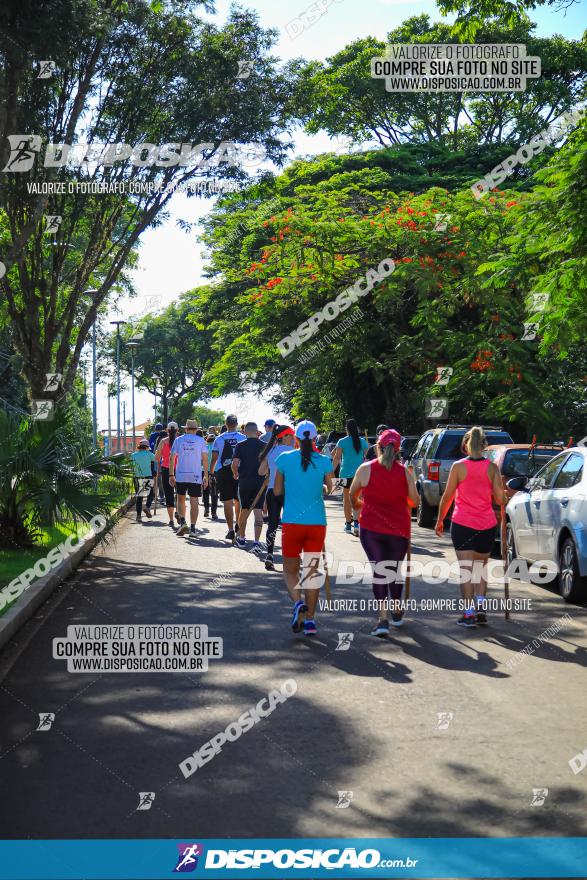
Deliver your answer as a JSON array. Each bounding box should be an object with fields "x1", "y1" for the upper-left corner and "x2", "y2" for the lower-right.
[{"x1": 132, "y1": 415, "x2": 507, "y2": 636}]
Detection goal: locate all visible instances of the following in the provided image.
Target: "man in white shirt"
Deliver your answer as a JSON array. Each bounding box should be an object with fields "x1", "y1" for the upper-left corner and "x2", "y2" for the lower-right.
[
  {"x1": 169, "y1": 419, "x2": 209, "y2": 537},
  {"x1": 211, "y1": 415, "x2": 246, "y2": 541}
]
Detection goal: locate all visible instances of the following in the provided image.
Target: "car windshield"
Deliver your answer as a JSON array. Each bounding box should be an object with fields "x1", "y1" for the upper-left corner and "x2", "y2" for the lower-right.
[
  {"x1": 502, "y1": 449, "x2": 559, "y2": 477},
  {"x1": 437, "y1": 432, "x2": 512, "y2": 460}
]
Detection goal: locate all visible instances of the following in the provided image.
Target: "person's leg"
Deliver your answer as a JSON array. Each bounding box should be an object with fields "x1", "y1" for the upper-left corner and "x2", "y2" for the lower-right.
[
  {"x1": 302, "y1": 551, "x2": 323, "y2": 619},
  {"x1": 189, "y1": 493, "x2": 199, "y2": 527},
  {"x1": 283, "y1": 556, "x2": 302, "y2": 601},
  {"x1": 253, "y1": 508, "x2": 263, "y2": 542},
  {"x1": 136, "y1": 495, "x2": 143, "y2": 517},
  {"x1": 203, "y1": 483, "x2": 210, "y2": 514},
  {"x1": 360, "y1": 528, "x2": 390, "y2": 625},
  {"x1": 145, "y1": 484, "x2": 154, "y2": 512},
  {"x1": 176, "y1": 491, "x2": 186, "y2": 523},
  {"x1": 223, "y1": 500, "x2": 235, "y2": 531},
  {"x1": 211, "y1": 477, "x2": 218, "y2": 517},
  {"x1": 342, "y1": 486, "x2": 352, "y2": 524},
  {"x1": 237, "y1": 507, "x2": 249, "y2": 542},
  {"x1": 162, "y1": 468, "x2": 175, "y2": 524},
  {"x1": 265, "y1": 490, "x2": 281, "y2": 557},
  {"x1": 456, "y1": 550, "x2": 475, "y2": 614}
]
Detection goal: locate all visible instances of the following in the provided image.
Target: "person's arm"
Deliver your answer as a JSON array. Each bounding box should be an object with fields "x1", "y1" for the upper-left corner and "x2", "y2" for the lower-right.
[
  {"x1": 331, "y1": 445, "x2": 342, "y2": 469},
  {"x1": 489, "y1": 461, "x2": 507, "y2": 506},
  {"x1": 350, "y1": 462, "x2": 369, "y2": 508},
  {"x1": 211, "y1": 450, "x2": 218, "y2": 471},
  {"x1": 258, "y1": 454, "x2": 269, "y2": 477},
  {"x1": 435, "y1": 463, "x2": 461, "y2": 535},
  {"x1": 202, "y1": 444, "x2": 209, "y2": 488},
  {"x1": 406, "y1": 467, "x2": 419, "y2": 508},
  {"x1": 231, "y1": 455, "x2": 240, "y2": 481},
  {"x1": 154, "y1": 440, "x2": 164, "y2": 462},
  {"x1": 274, "y1": 469, "x2": 284, "y2": 497},
  {"x1": 169, "y1": 450, "x2": 177, "y2": 486}
]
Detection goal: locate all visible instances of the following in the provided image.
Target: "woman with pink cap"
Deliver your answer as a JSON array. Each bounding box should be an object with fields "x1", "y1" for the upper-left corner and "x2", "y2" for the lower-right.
[{"x1": 350, "y1": 429, "x2": 419, "y2": 636}]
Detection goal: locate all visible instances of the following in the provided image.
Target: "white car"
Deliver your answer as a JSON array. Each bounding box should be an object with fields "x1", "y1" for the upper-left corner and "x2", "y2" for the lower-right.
[{"x1": 505, "y1": 446, "x2": 587, "y2": 603}]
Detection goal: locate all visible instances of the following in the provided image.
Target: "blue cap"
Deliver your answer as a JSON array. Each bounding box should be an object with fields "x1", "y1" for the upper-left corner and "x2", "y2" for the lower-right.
[{"x1": 264, "y1": 418, "x2": 276, "y2": 427}]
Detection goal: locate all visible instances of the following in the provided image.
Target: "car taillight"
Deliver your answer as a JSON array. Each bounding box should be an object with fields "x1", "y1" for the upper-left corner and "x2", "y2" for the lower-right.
[{"x1": 428, "y1": 460, "x2": 440, "y2": 481}]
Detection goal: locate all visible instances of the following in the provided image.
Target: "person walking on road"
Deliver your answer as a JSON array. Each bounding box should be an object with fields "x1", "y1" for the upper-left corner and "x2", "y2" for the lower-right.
[
  {"x1": 258, "y1": 424, "x2": 295, "y2": 571},
  {"x1": 155, "y1": 421, "x2": 178, "y2": 527},
  {"x1": 260, "y1": 418, "x2": 276, "y2": 443},
  {"x1": 203, "y1": 433, "x2": 219, "y2": 520},
  {"x1": 365, "y1": 424, "x2": 388, "y2": 462},
  {"x1": 435, "y1": 426, "x2": 507, "y2": 627},
  {"x1": 274, "y1": 420, "x2": 334, "y2": 636},
  {"x1": 232, "y1": 423, "x2": 267, "y2": 553},
  {"x1": 331, "y1": 418, "x2": 369, "y2": 536},
  {"x1": 211, "y1": 415, "x2": 246, "y2": 541},
  {"x1": 169, "y1": 419, "x2": 209, "y2": 538},
  {"x1": 351, "y1": 429, "x2": 419, "y2": 636},
  {"x1": 131, "y1": 439, "x2": 157, "y2": 522}
]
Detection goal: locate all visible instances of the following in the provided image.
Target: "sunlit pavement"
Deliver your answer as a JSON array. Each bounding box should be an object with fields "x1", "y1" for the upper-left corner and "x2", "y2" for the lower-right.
[{"x1": 0, "y1": 491, "x2": 586, "y2": 840}]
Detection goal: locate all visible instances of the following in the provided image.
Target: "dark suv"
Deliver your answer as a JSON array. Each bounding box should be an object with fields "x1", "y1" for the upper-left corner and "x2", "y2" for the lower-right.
[{"x1": 410, "y1": 424, "x2": 513, "y2": 527}]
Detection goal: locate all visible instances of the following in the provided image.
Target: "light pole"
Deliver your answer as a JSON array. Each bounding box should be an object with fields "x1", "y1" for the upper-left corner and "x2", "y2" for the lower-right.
[
  {"x1": 84, "y1": 289, "x2": 99, "y2": 449},
  {"x1": 110, "y1": 320, "x2": 127, "y2": 452},
  {"x1": 127, "y1": 338, "x2": 142, "y2": 452},
  {"x1": 123, "y1": 400, "x2": 127, "y2": 451}
]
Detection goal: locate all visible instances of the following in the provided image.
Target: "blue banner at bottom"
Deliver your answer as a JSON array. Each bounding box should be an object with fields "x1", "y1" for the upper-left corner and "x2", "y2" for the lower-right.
[{"x1": 0, "y1": 838, "x2": 586, "y2": 879}]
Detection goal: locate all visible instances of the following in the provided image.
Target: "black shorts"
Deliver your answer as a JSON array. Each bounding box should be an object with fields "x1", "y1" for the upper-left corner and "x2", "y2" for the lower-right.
[
  {"x1": 451, "y1": 522, "x2": 496, "y2": 554},
  {"x1": 175, "y1": 481, "x2": 202, "y2": 498},
  {"x1": 216, "y1": 467, "x2": 239, "y2": 502},
  {"x1": 239, "y1": 480, "x2": 266, "y2": 510}
]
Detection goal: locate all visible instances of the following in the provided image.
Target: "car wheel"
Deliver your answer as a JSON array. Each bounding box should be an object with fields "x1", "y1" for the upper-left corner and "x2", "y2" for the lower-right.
[
  {"x1": 505, "y1": 520, "x2": 517, "y2": 567},
  {"x1": 558, "y1": 538, "x2": 587, "y2": 604},
  {"x1": 417, "y1": 491, "x2": 435, "y2": 528}
]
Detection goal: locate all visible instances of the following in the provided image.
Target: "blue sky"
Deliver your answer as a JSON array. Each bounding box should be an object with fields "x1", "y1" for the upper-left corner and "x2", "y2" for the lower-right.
[{"x1": 97, "y1": 0, "x2": 587, "y2": 432}]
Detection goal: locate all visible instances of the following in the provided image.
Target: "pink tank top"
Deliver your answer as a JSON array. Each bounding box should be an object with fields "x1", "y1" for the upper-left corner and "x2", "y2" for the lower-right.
[
  {"x1": 451, "y1": 457, "x2": 497, "y2": 531},
  {"x1": 360, "y1": 460, "x2": 411, "y2": 537},
  {"x1": 160, "y1": 439, "x2": 171, "y2": 468}
]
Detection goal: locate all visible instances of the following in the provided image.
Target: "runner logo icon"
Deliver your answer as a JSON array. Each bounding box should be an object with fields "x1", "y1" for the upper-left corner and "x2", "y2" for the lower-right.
[{"x1": 174, "y1": 843, "x2": 204, "y2": 872}]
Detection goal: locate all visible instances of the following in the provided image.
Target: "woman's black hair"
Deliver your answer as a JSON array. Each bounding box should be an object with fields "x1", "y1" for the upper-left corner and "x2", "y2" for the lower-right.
[
  {"x1": 300, "y1": 432, "x2": 315, "y2": 472},
  {"x1": 167, "y1": 425, "x2": 178, "y2": 447},
  {"x1": 259, "y1": 424, "x2": 291, "y2": 463},
  {"x1": 346, "y1": 418, "x2": 361, "y2": 454}
]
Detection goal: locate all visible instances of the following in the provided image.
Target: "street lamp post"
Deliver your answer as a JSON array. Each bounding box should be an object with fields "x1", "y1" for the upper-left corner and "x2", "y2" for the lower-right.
[
  {"x1": 84, "y1": 290, "x2": 99, "y2": 450},
  {"x1": 126, "y1": 338, "x2": 142, "y2": 455},
  {"x1": 110, "y1": 320, "x2": 127, "y2": 453}
]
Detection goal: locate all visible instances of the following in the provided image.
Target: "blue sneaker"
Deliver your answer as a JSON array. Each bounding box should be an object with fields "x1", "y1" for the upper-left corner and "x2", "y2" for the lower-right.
[
  {"x1": 303, "y1": 620, "x2": 317, "y2": 636},
  {"x1": 344, "y1": 522, "x2": 352, "y2": 534},
  {"x1": 291, "y1": 600, "x2": 308, "y2": 633}
]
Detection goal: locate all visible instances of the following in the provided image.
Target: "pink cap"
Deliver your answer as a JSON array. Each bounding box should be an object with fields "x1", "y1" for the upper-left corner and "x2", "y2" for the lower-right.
[{"x1": 378, "y1": 429, "x2": 401, "y2": 450}]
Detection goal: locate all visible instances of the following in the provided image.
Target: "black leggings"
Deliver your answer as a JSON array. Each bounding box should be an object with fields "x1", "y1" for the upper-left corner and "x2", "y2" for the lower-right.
[
  {"x1": 203, "y1": 474, "x2": 218, "y2": 514},
  {"x1": 135, "y1": 486, "x2": 154, "y2": 514},
  {"x1": 161, "y1": 467, "x2": 175, "y2": 508},
  {"x1": 265, "y1": 488, "x2": 283, "y2": 556},
  {"x1": 359, "y1": 527, "x2": 409, "y2": 603}
]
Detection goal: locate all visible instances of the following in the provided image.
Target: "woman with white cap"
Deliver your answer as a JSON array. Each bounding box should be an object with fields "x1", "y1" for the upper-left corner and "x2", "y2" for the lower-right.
[
  {"x1": 350, "y1": 429, "x2": 419, "y2": 636},
  {"x1": 273, "y1": 420, "x2": 334, "y2": 635},
  {"x1": 155, "y1": 421, "x2": 179, "y2": 527}
]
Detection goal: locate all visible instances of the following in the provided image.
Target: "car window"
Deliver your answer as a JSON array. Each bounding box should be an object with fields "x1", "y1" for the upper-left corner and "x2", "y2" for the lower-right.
[
  {"x1": 552, "y1": 453, "x2": 584, "y2": 489},
  {"x1": 428, "y1": 433, "x2": 442, "y2": 457},
  {"x1": 502, "y1": 449, "x2": 559, "y2": 478},
  {"x1": 529, "y1": 454, "x2": 566, "y2": 491},
  {"x1": 437, "y1": 433, "x2": 465, "y2": 460},
  {"x1": 486, "y1": 432, "x2": 513, "y2": 445},
  {"x1": 413, "y1": 432, "x2": 433, "y2": 459}
]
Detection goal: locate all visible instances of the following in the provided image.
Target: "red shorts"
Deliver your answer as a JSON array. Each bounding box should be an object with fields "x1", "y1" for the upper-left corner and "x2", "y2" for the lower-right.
[{"x1": 281, "y1": 523, "x2": 327, "y2": 558}]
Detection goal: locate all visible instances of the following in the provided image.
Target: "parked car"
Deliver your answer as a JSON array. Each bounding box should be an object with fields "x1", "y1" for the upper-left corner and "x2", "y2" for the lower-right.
[
  {"x1": 505, "y1": 446, "x2": 587, "y2": 603},
  {"x1": 400, "y1": 434, "x2": 419, "y2": 463},
  {"x1": 410, "y1": 424, "x2": 514, "y2": 527},
  {"x1": 485, "y1": 443, "x2": 564, "y2": 533}
]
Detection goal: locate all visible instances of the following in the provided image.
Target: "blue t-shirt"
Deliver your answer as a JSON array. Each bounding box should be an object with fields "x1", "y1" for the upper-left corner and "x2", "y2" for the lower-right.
[
  {"x1": 276, "y1": 450, "x2": 333, "y2": 525},
  {"x1": 336, "y1": 435, "x2": 369, "y2": 479}
]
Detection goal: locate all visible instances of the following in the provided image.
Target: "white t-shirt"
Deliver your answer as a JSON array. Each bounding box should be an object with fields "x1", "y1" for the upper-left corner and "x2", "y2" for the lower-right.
[
  {"x1": 266, "y1": 444, "x2": 287, "y2": 490},
  {"x1": 212, "y1": 431, "x2": 246, "y2": 471},
  {"x1": 170, "y1": 433, "x2": 207, "y2": 483}
]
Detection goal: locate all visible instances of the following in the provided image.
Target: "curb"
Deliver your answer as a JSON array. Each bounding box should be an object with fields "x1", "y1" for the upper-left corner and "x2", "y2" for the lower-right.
[{"x1": 0, "y1": 496, "x2": 134, "y2": 653}]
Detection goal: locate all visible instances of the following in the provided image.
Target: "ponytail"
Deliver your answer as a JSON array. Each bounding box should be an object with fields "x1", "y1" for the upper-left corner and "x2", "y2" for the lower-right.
[
  {"x1": 168, "y1": 425, "x2": 178, "y2": 447},
  {"x1": 259, "y1": 424, "x2": 279, "y2": 463},
  {"x1": 377, "y1": 443, "x2": 397, "y2": 470},
  {"x1": 300, "y1": 433, "x2": 315, "y2": 471},
  {"x1": 346, "y1": 418, "x2": 361, "y2": 454},
  {"x1": 464, "y1": 426, "x2": 487, "y2": 458}
]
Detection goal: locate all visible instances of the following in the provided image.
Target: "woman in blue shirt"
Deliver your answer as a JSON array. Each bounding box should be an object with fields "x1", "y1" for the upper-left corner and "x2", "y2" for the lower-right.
[{"x1": 331, "y1": 418, "x2": 368, "y2": 536}]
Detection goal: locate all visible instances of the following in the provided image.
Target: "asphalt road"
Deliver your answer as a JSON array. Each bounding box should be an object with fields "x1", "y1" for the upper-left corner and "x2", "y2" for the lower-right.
[{"x1": 1, "y1": 490, "x2": 586, "y2": 842}]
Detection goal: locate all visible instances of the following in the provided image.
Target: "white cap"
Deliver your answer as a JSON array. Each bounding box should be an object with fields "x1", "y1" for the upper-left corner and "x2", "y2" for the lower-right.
[
  {"x1": 295, "y1": 419, "x2": 318, "y2": 440},
  {"x1": 167, "y1": 421, "x2": 179, "y2": 430}
]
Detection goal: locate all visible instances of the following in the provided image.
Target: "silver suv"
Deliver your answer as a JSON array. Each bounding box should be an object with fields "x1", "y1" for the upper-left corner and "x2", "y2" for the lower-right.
[{"x1": 409, "y1": 424, "x2": 513, "y2": 527}]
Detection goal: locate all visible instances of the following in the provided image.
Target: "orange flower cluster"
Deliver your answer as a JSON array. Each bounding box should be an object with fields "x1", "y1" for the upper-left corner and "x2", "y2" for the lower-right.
[{"x1": 471, "y1": 350, "x2": 494, "y2": 372}]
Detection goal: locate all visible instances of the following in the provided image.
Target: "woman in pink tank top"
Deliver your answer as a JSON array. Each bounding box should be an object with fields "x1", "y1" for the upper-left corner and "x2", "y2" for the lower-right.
[{"x1": 435, "y1": 427, "x2": 506, "y2": 627}]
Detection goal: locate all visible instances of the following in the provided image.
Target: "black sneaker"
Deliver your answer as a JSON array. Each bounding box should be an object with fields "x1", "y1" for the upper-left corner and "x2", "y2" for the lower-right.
[
  {"x1": 371, "y1": 619, "x2": 390, "y2": 638},
  {"x1": 236, "y1": 536, "x2": 246, "y2": 549},
  {"x1": 476, "y1": 610, "x2": 488, "y2": 626},
  {"x1": 189, "y1": 525, "x2": 196, "y2": 537},
  {"x1": 391, "y1": 611, "x2": 404, "y2": 627},
  {"x1": 177, "y1": 522, "x2": 189, "y2": 537},
  {"x1": 211, "y1": 513, "x2": 219, "y2": 520},
  {"x1": 352, "y1": 520, "x2": 359, "y2": 537},
  {"x1": 265, "y1": 553, "x2": 275, "y2": 571},
  {"x1": 203, "y1": 509, "x2": 210, "y2": 517},
  {"x1": 457, "y1": 614, "x2": 477, "y2": 627},
  {"x1": 225, "y1": 529, "x2": 235, "y2": 541}
]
